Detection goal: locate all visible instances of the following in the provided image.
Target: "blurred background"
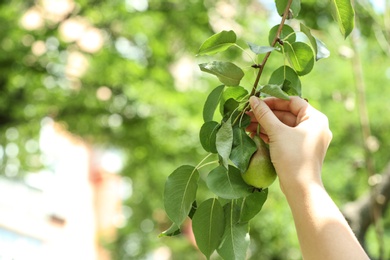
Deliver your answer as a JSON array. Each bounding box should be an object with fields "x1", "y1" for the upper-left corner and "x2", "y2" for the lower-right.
[{"x1": 0, "y1": 0, "x2": 389, "y2": 259}]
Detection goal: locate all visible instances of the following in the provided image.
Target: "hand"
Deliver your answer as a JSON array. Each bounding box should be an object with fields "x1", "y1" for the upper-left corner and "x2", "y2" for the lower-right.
[
  {"x1": 248, "y1": 97, "x2": 369, "y2": 260},
  {"x1": 247, "y1": 96, "x2": 332, "y2": 193}
]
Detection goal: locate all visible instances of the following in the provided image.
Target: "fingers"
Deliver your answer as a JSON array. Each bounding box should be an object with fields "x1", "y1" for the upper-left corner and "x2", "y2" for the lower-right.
[
  {"x1": 248, "y1": 131, "x2": 270, "y2": 144},
  {"x1": 246, "y1": 111, "x2": 296, "y2": 138},
  {"x1": 248, "y1": 96, "x2": 315, "y2": 138},
  {"x1": 246, "y1": 98, "x2": 299, "y2": 135},
  {"x1": 247, "y1": 110, "x2": 297, "y2": 127},
  {"x1": 249, "y1": 96, "x2": 282, "y2": 134},
  {"x1": 262, "y1": 96, "x2": 310, "y2": 117}
]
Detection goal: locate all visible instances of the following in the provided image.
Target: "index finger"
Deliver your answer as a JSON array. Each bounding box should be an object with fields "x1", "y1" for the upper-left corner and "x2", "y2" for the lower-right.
[
  {"x1": 247, "y1": 110, "x2": 297, "y2": 127},
  {"x1": 263, "y1": 96, "x2": 310, "y2": 117}
]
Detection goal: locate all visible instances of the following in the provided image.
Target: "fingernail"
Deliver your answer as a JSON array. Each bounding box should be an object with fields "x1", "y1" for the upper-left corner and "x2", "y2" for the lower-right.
[{"x1": 249, "y1": 96, "x2": 260, "y2": 107}]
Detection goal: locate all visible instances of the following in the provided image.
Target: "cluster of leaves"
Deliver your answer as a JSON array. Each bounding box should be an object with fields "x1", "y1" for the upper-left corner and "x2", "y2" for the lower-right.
[{"x1": 161, "y1": 0, "x2": 355, "y2": 259}]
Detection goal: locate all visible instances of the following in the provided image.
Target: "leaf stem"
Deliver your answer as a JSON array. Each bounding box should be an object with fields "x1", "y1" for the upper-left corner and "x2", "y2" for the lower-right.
[
  {"x1": 195, "y1": 153, "x2": 214, "y2": 170},
  {"x1": 197, "y1": 160, "x2": 219, "y2": 170},
  {"x1": 234, "y1": 44, "x2": 257, "y2": 64},
  {"x1": 249, "y1": 0, "x2": 294, "y2": 98},
  {"x1": 232, "y1": 98, "x2": 251, "y2": 126}
]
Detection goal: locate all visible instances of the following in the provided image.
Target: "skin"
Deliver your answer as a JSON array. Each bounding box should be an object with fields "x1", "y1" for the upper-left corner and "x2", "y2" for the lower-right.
[{"x1": 248, "y1": 96, "x2": 369, "y2": 260}]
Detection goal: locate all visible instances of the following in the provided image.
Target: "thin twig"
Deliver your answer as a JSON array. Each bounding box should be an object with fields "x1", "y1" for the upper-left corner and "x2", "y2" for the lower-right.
[
  {"x1": 249, "y1": 0, "x2": 293, "y2": 97},
  {"x1": 350, "y1": 28, "x2": 385, "y2": 260}
]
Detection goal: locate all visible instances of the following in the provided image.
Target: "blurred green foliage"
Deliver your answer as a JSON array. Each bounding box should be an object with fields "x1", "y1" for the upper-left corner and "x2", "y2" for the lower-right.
[{"x1": 0, "y1": 0, "x2": 389, "y2": 259}]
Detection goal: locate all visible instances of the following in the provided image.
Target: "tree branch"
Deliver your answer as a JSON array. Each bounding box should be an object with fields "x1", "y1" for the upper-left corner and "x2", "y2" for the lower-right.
[
  {"x1": 249, "y1": 0, "x2": 293, "y2": 97},
  {"x1": 342, "y1": 162, "x2": 390, "y2": 254}
]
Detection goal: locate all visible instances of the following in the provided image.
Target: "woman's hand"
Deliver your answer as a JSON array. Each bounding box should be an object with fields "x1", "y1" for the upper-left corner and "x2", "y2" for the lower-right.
[
  {"x1": 247, "y1": 96, "x2": 332, "y2": 194},
  {"x1": 248, "y1": 96, "x2": 369, "y2": 260}
]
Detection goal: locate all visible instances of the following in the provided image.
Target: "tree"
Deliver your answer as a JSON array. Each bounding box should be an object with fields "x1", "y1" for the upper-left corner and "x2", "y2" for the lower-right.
[
  {"x1": 0, "y1": 0, "x2": 389, "y2": 259},
  {"x1": 161, "y1": 0, "x2": 364, "y2": 259}
]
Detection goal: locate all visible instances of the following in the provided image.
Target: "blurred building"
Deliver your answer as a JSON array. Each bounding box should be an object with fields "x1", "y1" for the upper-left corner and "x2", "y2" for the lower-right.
[{"x1": 0, "y1": 120, "x2": 123, "y2": 260}]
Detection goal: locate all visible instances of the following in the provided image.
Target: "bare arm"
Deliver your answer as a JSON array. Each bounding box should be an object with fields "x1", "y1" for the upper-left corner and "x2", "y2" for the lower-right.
[
  {"x1": 285, "y1": 180, "x2": 369, "y2": 260},
  {"x1": 248, "y1": 96, "x2": 369, "y2": 260}
]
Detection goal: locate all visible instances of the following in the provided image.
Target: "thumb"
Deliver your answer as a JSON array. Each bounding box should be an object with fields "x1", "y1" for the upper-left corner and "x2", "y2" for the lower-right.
[{"x1": 249, "y1": 96, "x2": 282, "y2": 134}]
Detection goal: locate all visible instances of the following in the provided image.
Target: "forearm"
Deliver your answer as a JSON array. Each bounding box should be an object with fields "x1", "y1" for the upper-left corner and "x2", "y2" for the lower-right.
[
  {"x1": 249, "y1": 96, "x2": 368, "y2": 258},
  {"x1": 284, "y1": 181, "x2": 369, "y2": 260}
]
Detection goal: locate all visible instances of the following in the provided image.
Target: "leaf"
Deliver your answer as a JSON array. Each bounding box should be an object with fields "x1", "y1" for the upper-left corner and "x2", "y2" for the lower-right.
[
  {"x1": 268, "y1": 24, "x2": 296, "y2": 46},
  {"x1": 284, "y1": 42, "x2": 315, "y2": 76},
  {"x1": 235, "y1": 113, "x2": 252, "y2": 128},
  {"x1": 200, "y1": 121, "x2": 220, "y2": 153},
  {"x1": 316, "y1": 38, "x2": 330, "y2": 60},
  {"x1": 203, "y1": 85, "x2": 225, "y2": 122},
  {"x1": 219, "y1": 86, "x2": 248, "y2": 115},
  {"x1": 269, "y1": 66, "x2": 301, "y2": 96},
  {"x1": 216, "y1": 118, "x2": 233, "y2": 169},
  {"x1": 260, "y1": 84, "x2": 290, "y2": 100},
  {"x1": 247, "y1": 42, "x2": 276, "y2": 55},
  {"x1": 192, "y1": 198, "x2": 225, "y2": 259},
  {"x1": 217, "y1": 202, "x2": 250, "y2": 260},
  {"x1": 275, "y1": 0, "x2": 301, "y2": 18},
  {"x1": 199, "y1": 61, "x2": 244, "y2": 86},
  {"x1": 159, "y1": 223, "x2": 181, "y2": 237},
  {"x1": 230, "y1": 127, "x2": 257, "y2": 173},
  {"x1": 238, "y1": 189, "x2": 268, "y2": 223},
  {"x1": 222, "y1": 98, "x2": 240, "y2": 119},
  {"x1": 300, "y1": 23, "x2": 317, "y2": 54},
  {"x1": 300, "y1": 23, "x2": 330, "y2": 61},
  {"x1": 198, "y1": 30, "x2": 237, "y2": 56},
  {"x1": 206, "y1": 165, "x2": 252, "y2": 199},
  {"x1": 164, "y1": 165, "x2": 199, "y2": 226},
  {"x1": 330, "y1": 0, "x2": 355, "y2": 38}
]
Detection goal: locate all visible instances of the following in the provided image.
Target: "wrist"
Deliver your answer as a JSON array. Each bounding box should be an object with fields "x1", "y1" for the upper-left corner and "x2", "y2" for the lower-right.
[{"x1": 278, "y1": 169, "x2": 324, "y2": 198}]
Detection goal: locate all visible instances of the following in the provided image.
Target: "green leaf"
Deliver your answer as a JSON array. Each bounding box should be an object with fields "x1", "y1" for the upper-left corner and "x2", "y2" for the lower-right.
[
  {"x1": 159, "y1": 223, "x2": 181, "y2": 237},
  {"x1": 284, "y1": 42, "x2": 315, "y2": 76},
  {"x1": 203, "y1": 85, "x2": 225, "y2": 122},
  {"x1": 235, "y1": 113, "x2": 252, "y2": 128},
  {"x1": 206, "y1": 165, "x2": 252, "y2": 199},
  {"x1": 300, "y1": 23, "x2": 330, "y2": 61},
  {"x1": 275, "y1": 0, "x2": 301, "y2": 18},
  {"x1": 216, "y1": 118, "x2": 233, "y2": 169},
  {"x1": 199, "y1": 121, "x2": 220, "y2": 153},
  {"x1": 198, "y1": 30, "x2": 237, "y2": 56},
  {"x1": 316, "y1": 38, "x2": 330, "y2": 60},
  {"x1": 330, "y1": 0, "x2": 355, "y2": 38},
  {"x1": 268, "y1": 24, "x2": 296, "y2": 46},
  {"x1": 192, "y1": 198, "x2": 225, "y2": 259},
  {"x1": 164, "y1": 165, "x2": 199, "y2": 226},
  {"x1": 238, "y1": 189, "x2": 268, "y2": 223},
  {"x1": 222, "y1": 98, "x2": 240, "y2": 119},
  {"x1": 269, "y1": 65, "x2": 301, "y2": 96},
  {"x1": 260, "y1": 84, "x2": 290, "y2": 100},
  {"x1": 300, "y1": 23, "x2": 317, "y2": 54},
  {"x1": 247, "y1": 42, "x2": 276, "y2": 55},
  {"x1": 230, "y1": 127, "x2": 257, "y2": 173},
  {"x1": 199, "y1": 61, "x2": 244, "y2": 86},
  {"x1": 219, "y1": 86, "x2": 248, "y2": 115},
  {"x1": 217, "y1": 202, "x2": 250, "y2": 260}
]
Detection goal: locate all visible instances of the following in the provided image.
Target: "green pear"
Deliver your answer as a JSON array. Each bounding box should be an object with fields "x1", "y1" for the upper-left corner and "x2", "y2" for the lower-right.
[{"x1": 241, "y1": 136, "x2": 277, "y2": 189}]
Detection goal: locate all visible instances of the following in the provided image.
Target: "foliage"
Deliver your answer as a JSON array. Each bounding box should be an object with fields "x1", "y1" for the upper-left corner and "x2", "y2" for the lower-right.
[
  {"x1": 1, "y1": 0, "x2": 389, "y2": 259},
  {"x1": 161, "y1": 0, "x2": 358, "y2": 258}
]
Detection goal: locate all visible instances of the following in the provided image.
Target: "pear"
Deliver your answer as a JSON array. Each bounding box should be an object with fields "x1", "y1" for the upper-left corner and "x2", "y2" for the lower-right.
[{"x1": 241, "y1": 136, "x2": 277, "y2": 189}]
